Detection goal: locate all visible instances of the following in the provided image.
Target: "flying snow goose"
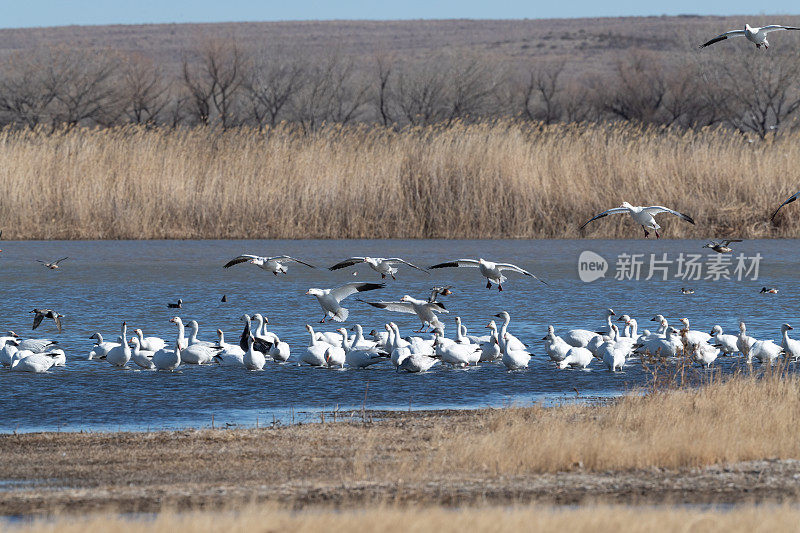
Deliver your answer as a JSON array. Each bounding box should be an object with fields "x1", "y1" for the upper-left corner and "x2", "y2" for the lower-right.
[
  {"x1": 223, "y1": 254, "x2": 315, "y2": 275},
  {"x1": 328, "y1": 256, "x2": 429, "y2": 279},
  {"x1": 359, "y1": 295, "x2": 447, "y2": 332},
  {"x1": 428, "y1": 286, "x2": 453, "y2": 303},
  {"x1": 429, "y1": 258, "x2": 545, "y2": 291},
  {"x1": 134, "y1": 329, "x2": 166, "y2": 353},
  {"x1": 700, "y1": 24, "x2": 800, "y2": 49},
  {"x1": 31, "y1": 308, "x2": 63, "y2": 332},
  {"x1": 580, "y1": 202, "x2": 695, "y2": 238},
  {"x1": 781, "y1": 324, "x2": 800, "y2": 361},
  {"x1": 703, "y1": 239, "x2": 742, "y2": 253},
  {"x1": 771, "y1": 191, "x2": 799, "y2": 221},
  {"x1": 105, "y1": 322, "x2": 131, "y2": 367},
  {"x1": 709, "y1": 325, "x2": 739, "y2": 356},
  {"x1": 130, "y1": 337, "x2": 155, "y2": 369},
  {"x1": 564, "y1": 308, "x2": 615, "y2": 348},
  {"x1": 306, "y1": 282, "x2": 385, "y2": 323}
]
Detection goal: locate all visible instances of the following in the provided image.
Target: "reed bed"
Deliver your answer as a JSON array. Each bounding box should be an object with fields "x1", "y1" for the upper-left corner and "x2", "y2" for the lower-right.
[
  {"x1": 10, "y1": 504, "x2": 800, "y2": 533},
  {"x1": 0, "y1": 122, "x2": 798, "y2": 240}
]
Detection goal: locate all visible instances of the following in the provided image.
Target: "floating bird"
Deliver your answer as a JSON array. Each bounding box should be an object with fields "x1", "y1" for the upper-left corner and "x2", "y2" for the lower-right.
[
  {"x1": 223, "y1": 254, "x2": 315, "y2": 275},
  {"x1": 221, "y1": 294, "x2": 228, "y2": 302},
  {"x1": 31, "y1": 308, "x2": 63, "y2": 332},
  {"x1": 328, "y1": 257, "x2": 428, "y2": 279},
  {"x1": 37, "y1": 257, "x2": 69, "y2": 269},
  {"x1": 88, "y1": 332, "x2": 118, "y2": 360},
  {"x1": 429, "y1": 258, "x2": 545, "y2": 291},
  {"x1": 358, "y1": 295, "x2": 448, "y2": 332},
  {"x1": 703, "y1": 239, "x2": 742, "y2": 253},
  {"x1": 771, "y1": 191, "x2": 799, "y2": 221},
  {"x1": 306, "y1": 282, "x2": 385, "y2": 323},
  {"x1": 680, "y1": 288, "x2": 695, "y2": 295},
  {"x1": 760, "y1": 287, "x2": 779, "y2": 294},
  {"x1": 580, "y1": 202, "x2": 695, "y2": 238},
  {"x1": 167, "y1": 299, "x2": 182, "y2": 309},
  {"x1": 700, "y1": 24, "x2": 800, "y2": 49}
]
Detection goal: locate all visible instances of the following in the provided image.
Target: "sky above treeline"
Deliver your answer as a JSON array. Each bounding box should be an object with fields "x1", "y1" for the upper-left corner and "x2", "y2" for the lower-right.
[{"x1": 0, "y1": 0, "x2": 795, "y2": 28}]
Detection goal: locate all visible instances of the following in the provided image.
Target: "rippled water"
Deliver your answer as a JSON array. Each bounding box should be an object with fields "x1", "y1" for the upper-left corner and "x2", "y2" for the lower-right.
[{"x1": 0, "y1": 239, "x2": 797, "y2": 432}]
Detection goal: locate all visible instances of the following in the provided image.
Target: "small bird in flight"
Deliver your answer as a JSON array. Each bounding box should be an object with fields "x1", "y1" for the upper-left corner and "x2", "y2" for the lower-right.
[
  {"x1": 580, "y1": 202, "x2": 695, "y2": 239},
  {"x1": 328, "y1": 257, "x2": 429, "y2": 280},
  {"x1": 31, "y1": 308, "x2": 64, "y2": 332},
  {"x1": 37, "y1": 257, "x2": 69, "y2": 269},
  {"x1": 703, "y1": 239, "x2": 742, "y2": 254},
  {"x1": 223, "y1": 254, "x2": 315, "y2": 275}
]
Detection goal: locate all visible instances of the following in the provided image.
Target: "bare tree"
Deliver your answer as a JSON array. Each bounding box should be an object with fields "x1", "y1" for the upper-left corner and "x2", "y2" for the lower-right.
[
  {"x1": 599, "y1": 51, "x2": 668, "y2": 124},
  {"x1": 182, "y1": 40, "x2": 246, "y2": 128},
  {"x1": 521, "y1": 61, "x2": 565, "y2": 124},
  {"x1": 444, "y1": 56, "x2": 499, "y2": 125},
  {"x1": 374, "y1": 55, "x2": 394, "y2": 127},
  {"x1": 392, "y1": 60, "x2": 449, "y2": 126},
  {"x1": 119, "y1": 55, "x2": 170, "y2": 125},
  {"x1": 0, "y1": 51, "x2": 57, "y2": 128},
  {"x1": 244, "y1": 51, "x2": 305, "y2": 129}
]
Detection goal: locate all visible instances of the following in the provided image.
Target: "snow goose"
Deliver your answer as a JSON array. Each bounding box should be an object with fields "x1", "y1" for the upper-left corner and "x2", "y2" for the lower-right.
[
  {"x1": 307, "y1": 282, "x2": 385, "y2": 323},
  {"x1": 429, "y1": 258, "x2": 545, "y2": 291},
  {"x1": 339, "y1": 328, "x2": 386, "y2": 368},
  {"x1": 558, "y1": 347, "x2": 594, "y2": 370},
  {"x1": 170, "y1": 316, "x2": 188, "y2": 350},
  {"x1": 398, "y1": 352, "x2": 439, "y2": 372},
  {"x1": 709, "y1": 325, "x2": 739, "y2": 356},
  {"x1": 130, "y1": 337, "x2": 155, "y2": 369},
  {"x1": 564, "y1": 308, "x2": 615, "y2": 347},
  {"x1": 600, "y1": 325, "x2": 627, "y2": 372},
  {"x1": 186, "y1": 320, "x2": 215, "y2": 348},
  {"x1": 781, "y1": 324, "x2": 800, "y2": 361},
  {"x1": 213, "y1": 329, "x2": 246, "y2": 367},
  {"x1": 223, "y1": 254, "x2": 315, "y2": 275},
  {"x1": 737, "y1": 322, "x2": 757, "y2": 357},
  {"x1": 359, "y1": 294, "x2": 447, "y2": 332},
  {"x1": 461, "y1": 322, "x2": 490, "y2": 345},
  {"x1": 0, "y1": 342, "x2": 19, "y2": 367},
  {"x1": 243, "y1": 336, "x2": 267, "y2": 370},
  {"x1": 771, "y1": 190, "x2": 799, "y2": 221},
  {"x1": 701, "y1": 24, "x2": 800, "y2": 49},
  {"x1": 16, "y1": 337, "x2": 58, "y2": 353},
  {"x1": 88, "y1": 332, "x2": 118, "y2": 360},
  {"x1": 324, "y1": 334, "x2": 346, "y2": 368},
  {"x1": 480, "y1": 321, "x2": 501, "y2": 362},
  {"x1": 10, "y1": 352, "x2": 56, "y2": 373},
  {"x1": 37, "y1": 257, "x2": 69, "y2": 269},
  {"x1": 31, "y1": 308, "x2": 63, "y2": 332},
  {"x1": 182, "y1": 340, "x2": 221, "y2": 365},
  {"x1": 46, "y1": 348, "x2": 66, "y2": 367},
  {"x1": 690, "y1": 340, "x2": 720, "y2": 368},
  {"x1": 500, "y1": 333, "x2": 531, "y2": 371},
  {"x1": 152, "y1": 318, "x2": 183, "y2": 371},
  {"x1": 543, "y1": 325, "x2": 571, "y2": 362},
  {"x1": 133, "y1": 329, "x2": 165, "y2": 353},
  {"x1": 328, "y1": 256, "x2": 428, "y2": 279},
  {"x1": 252, "y1": 314, "x2": 280, "y2": 344},
  {"x1": 387, "y1": 324, "x2": 412, "y2": 368},
  {"x1": 238, "y1": 314, "x2": 274, "y2": 355},
  {"x1": 348, "y1": 324, "x2": 379, "y2": 350},
  {"x1": 302, "y1": 325, "x2": 330, "y2": 366},
  {"x1": 105, "y1": 322, "x2": 131, "y2": 367},
  {"x1": 369, "y1": 328, "x2": 390, "y2": 351},
  {"x1": 391, "y1": 322, "x2": 435, "y2": 356},
  {"x1": 635, "y1": 327, "x2": 682, "y2": 358},
  {"x1": 580, "y1": 202, "x2": 695, "y2": 238},
  {"x1": 434, "y1": 331, "x2": 480, "y2": 367},
  {"x1": 679, "y1": 318, "x2": 712, "y2": 348},
  {"x1": 748, "y1": 338, "x2": 783, "y2": 365},
  {"x1": 703, "y1": 239, "x2": 742, "y2": 254},
  {"x1": 494, "y1": 311, "x2": 528, "y2": 352}
]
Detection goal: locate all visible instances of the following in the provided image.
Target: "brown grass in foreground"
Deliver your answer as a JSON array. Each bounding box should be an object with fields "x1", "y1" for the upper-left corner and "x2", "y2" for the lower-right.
[
  {"x1": 10, "y1": 504, "x2": 800, "y2": 533},
  {"x1": 0, "y1": 123, "x2": 798, "y2": 240}
]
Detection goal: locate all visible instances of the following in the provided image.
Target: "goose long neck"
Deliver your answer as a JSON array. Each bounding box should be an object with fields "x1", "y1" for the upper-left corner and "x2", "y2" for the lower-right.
[
  {"x1": 455, "y1": 318, "x2": 464, "y2": 342},
  {"x1": 95, "y1": 333, "x2": 104, "y2": 344},
  {"x1": 658, "y1": 321, "x2": 667, "y2": 335},
  {"x1": 629, "y1": 320, "x2": 638, "y2": 337},
  {"x1": 307, "y1": 327, "x2": 317, "y2": 347},
  {"x1": 175, "y1": 321, "x2": 184, "y2": 345},
  {"x1": 189, "y1": 322, "x2": 199, "y2": 343},
  {"x1": 605, "y1": 314, "x2": 613, "y2": 330},
  {"x1": 218, "y1": 331, "x2": 226, "y2": 345},
  {"x1": 392, "y1": 324, "x2": 402, "y2": 349}
]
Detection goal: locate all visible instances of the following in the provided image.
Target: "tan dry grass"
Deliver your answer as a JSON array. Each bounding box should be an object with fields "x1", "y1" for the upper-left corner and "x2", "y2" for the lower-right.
[
  {"x1": 0, "y1": 123, "x2": 798, "y2": 240},
  {"x1": 9, "y1": 504, "x2": 800, "y2": 533}
]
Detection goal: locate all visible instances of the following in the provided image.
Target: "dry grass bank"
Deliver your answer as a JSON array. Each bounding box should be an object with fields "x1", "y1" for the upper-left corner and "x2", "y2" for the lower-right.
[
  {"x1": 10, "y1": 505, "x2": 800, "y2": 533},
  {"x1": 0, "y1": 123, "x2": 798, "y2": 240}
]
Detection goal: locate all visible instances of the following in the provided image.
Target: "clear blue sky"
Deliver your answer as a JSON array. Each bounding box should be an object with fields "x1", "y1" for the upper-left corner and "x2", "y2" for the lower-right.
[{"x1": 0, "y1": 1, "x2": 794, "y2": 29}]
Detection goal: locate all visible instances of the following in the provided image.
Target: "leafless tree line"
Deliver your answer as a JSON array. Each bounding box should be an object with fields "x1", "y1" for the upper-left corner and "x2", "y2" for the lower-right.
[{"x1": 1, "y1": 42, "x2": 800, "y2": 137}]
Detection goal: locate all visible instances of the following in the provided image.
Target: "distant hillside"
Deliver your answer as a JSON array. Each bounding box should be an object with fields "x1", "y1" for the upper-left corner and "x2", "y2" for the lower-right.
[{"x1": 1, "y1": 15, "x2": 799, "y2": 76}]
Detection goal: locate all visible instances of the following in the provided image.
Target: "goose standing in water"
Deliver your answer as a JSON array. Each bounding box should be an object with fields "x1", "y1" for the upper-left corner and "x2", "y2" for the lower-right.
[
  {"x1": 306, "y1": 282, "x2": 385, "y2": 323},
  {"x1": 213, "y1": 329, "x2": 246, "y2": 367},
  {"x1": 480, "y1": 321, "x2": 501, "y2": 362},
  {"x1": 223, "y1": 254, "x2": 315, "y2": 275},
  {"x1": 634, "y1": 327, "x2": 682, "y2": 358},
  {"x1": 243, "y1": 336, "x2": 266, "y2": 370},
  {"x1": 170, "y1": 316, "x2": 188, "y2": 350},
  {"x1": 15, "y1": 337, "x2": 58, "y2": 353},
  {"x1": 152, "y1": 318, "x2": 184, "y2": 371},
  {"x1": 500, "y1": 333, "x2": 531, "y2": 371},
  {"x1": 599, "y1": 325, "x2": 627, "y2": 372},
  {"x1": 700, "y1": 24, "x2": 800, "y2": 49},
  {"x1": 737, "y1": 322, "x2": 757, "y2": 357},
  {"x1": 494, "y1": 311, "x2": 528, "y2": 352},
  {"x1": 134, "y1": 329, "x2": 166, "y2": 353},
  {"x1": 398, "y1": 352, "x2": 439, "y2": 373},
  {"x1": 328, "y1": 256, "x2": 429, "y2": 279},
  {"x1": 580, "y1": 202, "x2": 695, "y2": 238},
  {"x1": 10, "y1": 352, "x2": 58, "y2": 373},
  {"x1": 771, "y1": 191, "x2": 799, "y2": 221},
  {"x1": 130, "y1": 337, "x2": 155, "y2": 369},
  {"x1": 709, "y1": 325, "x2": 739, "y2": 356},
  {"x1": 338, "y1": 328, "x2": 387, "y2": 368},
  {"x1": 252, "y1": 314, "x2": 290, "y2": 361},
  {"x1": 182, "y1": 320, "x2": 221, "y2": 364},
  {"x1": 688, "y1": 337, "x2": 720, "y2": 368},
  {"x1": 781, "y1": 324, "x2": 800, "y2": 361},
  {"x1": 564, "y1": 308, "x2": 615, "y2": 348},
  {"x1": 558, "y1": 346, "x2": 594, "y2": 370},
  {"x1": 543, "y1": 325, "x2": 571, "y2": 362},
  {"x1": 88, "y1": 332, "x2": 119, "y2": 360},
  {"x1": 679, "y1": 318, "x2": 712, "y2": 349},
  {"x1": 302, "y1": 325, "x2": 331, "y2": 366},
  {"x1": 429, "y1": 258, "x2": 545, "y2": 291},
  {"x1": 748, "y1": 337, "x2": 783, "y2": 365},
  {"x1": 434, "y1": 330, "x2": 480, "y2": 368},
  {"x1": 105, "y1": 322, "x2": 131, "y2": 367},
  {"x1": 186, "y1": 320, "x2": 215, "y2": 348},
  {"x1": 359, "y1": 294, "x2": 448, "y2": 332}
]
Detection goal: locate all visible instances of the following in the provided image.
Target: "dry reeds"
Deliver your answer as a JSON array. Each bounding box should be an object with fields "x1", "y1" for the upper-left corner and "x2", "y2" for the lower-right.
[{"x1": 0, "y1": 122, "x2": 797, "y2": 240}]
